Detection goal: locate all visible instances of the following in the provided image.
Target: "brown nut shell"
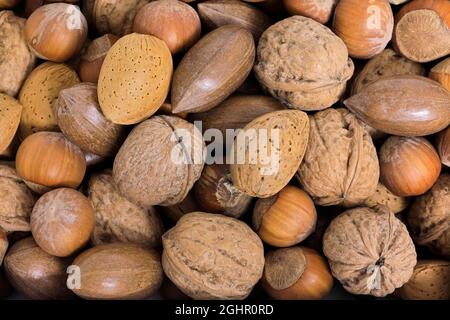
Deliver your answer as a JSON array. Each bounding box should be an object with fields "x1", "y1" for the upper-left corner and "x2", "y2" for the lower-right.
[
  {"x1": 88, "y1": 171, "x2": 164, "y2": 248},
  {"x1": 345, "y1": 75, "x2": 450, "y2": 137},
  {"x1": 230, "y1": 110, "x2": 309, "y2": 198},
  {"x1": 430, "y1": 57, "x2": 450, "y2": 91},
  {"x1": 283, "y1": 0, "x2": 337, "y2": 24},
  {"x1": 162, "y1": 212, "x2": 265, "y2": 300},
  {"x1": 0, "y1": 227, "x2": 7, "y2": 265},
  {"x1": 98, "y1": 33, "x2": 173, "y2": 125},
  {"x1": 436, "y1": 127, "x2": 450, "y2": 167},
  {"x1": 364, "y1": 182, "x2": 409, "y2": 214},
  {"x1": 159, "y1": 192, "x2": 200, "y2": 223},
  {"x1": 71, "y1": 243, "x2": 163, "y2": 299},
  {"x1": 0, "y1": 0, "x2": 21, "y2": 9},
  {"x1": 0, "y1": 94, "x2": 22, "y2": 154},
  {"x1": 171, "y1": 25, "x2": 255, "y2": 114}
]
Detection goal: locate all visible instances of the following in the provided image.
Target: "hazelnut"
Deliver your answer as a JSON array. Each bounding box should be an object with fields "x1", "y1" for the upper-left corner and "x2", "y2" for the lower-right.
[
  {"x1": 16, "y1": 132, "x2": 86, "y2": 189},
  {"x1": 436, "y1": 127, "x2": 450, "y2": 167},
  {"x1": 283, "y1": 0, "x2": 337, "y2": 24},
  {"x1": 262, "y1": 247, "x2": 333, "y2": 300},
  {"x1": 379, "y1": 136, "x2": 441, "y2": 197},
  {"x1": 71, "y1": 243, "x2": 163, "y2": 300},
  {"x1": 78, "y1": 34, "x2": 118, "y2": 83},
  {"x1": 31, "y1": 188, "x2": 95, "y2": 257},
  {"x1": 429, "y1": 57, "x2": 450, "y2": 91},
  {"x1": 4, "y1": 237, "x2": 74, "y2": 299},
  {"x1": 0, "y1": 0, "x2": 21, "y2": 9},
  {"x1": 159, "y1": 191, "x2": 200, "y2": 223},
  {"x1": 133, "y1": 0, "x2": 201, "y2": 55},
  {"x1": 24, "y1": 3, "x2": 88, "y2": 62},
  {"x1": 253, "y1": 185, "x2": 317, "y2": 247}
]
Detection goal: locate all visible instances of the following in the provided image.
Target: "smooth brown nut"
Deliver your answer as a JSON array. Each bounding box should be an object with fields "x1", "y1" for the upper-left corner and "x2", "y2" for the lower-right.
[
  {"x1": 4, "y1": 237, "x2": 74, "y2": 299},
  {"x1": 18, "y1": 62, "x2": 80, "y2": 139},
  {"x1": 25, "y1": 3, "x2": 88, "y2": 62},
  {"x1": 283, "y1": 0, "x2": 337, "y2": 24},
  {"x1": 323, "y1": 206, "x2": 417, "y2": 297},
  {"x1": 0, "y1": 227, "x2": 7, "y2": 265},
  {"x1": 0, "y1": 94, "x2": 22, "y2": 154},
  {"x1": 254, "y1": 16, "x2": 354, "y2": 111},
  {"x1": 0, "y1": 164, "x2": 37, "y2": 232},
  {"x1": 436, "y1": 127, "x2": 450, "y2": 167},
  {"x1": 297, "y1": 108, "x2": 379, "y2": 207},
  {"x1": 379, "y1": 136, "x2": 441, "y2": 197},
  {"x1": 56, "y1": 83, "x2": 126, "y2": 157},
  {"x1": 397, "y1": 260, "x2": 450, "y2": 300},
  {"x1": 364, "y1": 182, "x2": 410, "y2": 214},
  {"x1": 88, "y1": 171, "x2": 164, "y2": 248},
  {"x1": 16, "y1": 132, "x2": 86, "y2": 189},
  {"x1": 345, "y1": 75, "x2": 450, "y2": 137},
  {"x1": 113, "y1": 115, "x2": 205, "y2": 207},
  {"x1": 193, "y1": 163, "x2": 252, "y2": 218},
  {"x1": 171, "y1": 25, "x2": 255, "y2": 114},
  {"x1": 162, "y1": 212, "x2": 265, "y2": 300},
  {"x1": 133, "y1": 0, "x2": 201, "y2": 55},
  {"x1": 253, "y1": 185, "x2": 317, "y2": 247},
  {"x1": 262, "y1": 247, "x2": 333, "y2": 300},
  {"x1": 78, "y1": 34, "x2": 118, "y2": 83},
  {"x1": 429, "y1": 57, "x2": 450, "y2": 91},
  {"x1": 98, "y1": 33, "x2": 173, "y2": 125},
  {"x1": 31, "y1": 188, "x2": 95, "y2": 257},
  {"x1": 231, "y1": 110, "x2": 309, "y2": 198},
  {"x1": 0, "y1": 11, "x2": 36, "y2": 97},
  {"x1": 0, "y1": 0, "x2": 21, "y2": 9},
  {"x1": 198, "y1": 0, "x2": 272, "y2": 41},
  {"x1": 159, "y1": 192, "x2": 200, "y2": 223},
  {"x1": 71, "y1": 243, "x2": 163, "y2": 300},
  {"x1": 408, "y1": 174, "x2": 450, "y2": 259}
]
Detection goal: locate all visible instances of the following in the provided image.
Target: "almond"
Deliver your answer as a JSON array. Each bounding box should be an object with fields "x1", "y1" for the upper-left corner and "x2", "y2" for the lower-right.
[{"x1": 0, "y1": 94, "x2": 22, "y2": 154}]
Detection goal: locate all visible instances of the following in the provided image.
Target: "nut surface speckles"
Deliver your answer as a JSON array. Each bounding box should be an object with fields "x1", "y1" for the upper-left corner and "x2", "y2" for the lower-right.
[
  {"x1": 98, "y1": 33, "x2": 173, "y2": 125},
  {"x1": 0, "y1": 94, "x2": 22, "y2": 154},
  {"x1": 162, "y1": 212, "x2": 265, "y2": 300}
]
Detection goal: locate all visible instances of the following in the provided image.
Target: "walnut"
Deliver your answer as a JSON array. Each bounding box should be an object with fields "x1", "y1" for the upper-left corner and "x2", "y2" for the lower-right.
[
  {"x1": 323, "y1": 206, "x2": 417, "y2": 297},
  {"x1": 88, "y1": 171, "x2": 164, "y2": 248},
  {"x1": 408, "y1": 174, "x2": 450, "y2": 259},
  {"x1": 364, "y1": 182, "x2": 410, "y2": 214},
  {"x1": 0, "y1": 11, "x2": 35, "y2": 97},
  {"x1": 162, "y1": 212, "x2": 265, "y2": 300},
  {"x1": 254, "y1": 16, "x2": 354, "y2": 111},
  {"x1": 0, "y1": 164, "x2": 37, "y2": 232},
  {"x1": 297, "y1": 108, "x2": 379, "y2": 207}
]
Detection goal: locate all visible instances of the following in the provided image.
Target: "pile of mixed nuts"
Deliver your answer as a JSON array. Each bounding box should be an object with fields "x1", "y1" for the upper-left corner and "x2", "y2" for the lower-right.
[{"x1": 0, "y1": 0, "x2": 449, "y2": 300}]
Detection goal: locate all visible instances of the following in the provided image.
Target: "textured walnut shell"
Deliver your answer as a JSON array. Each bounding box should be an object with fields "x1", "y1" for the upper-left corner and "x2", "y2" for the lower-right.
[
  {"x1": 436, "y1": 127, "x2": 450, "y2": 167},
  {"x1": 408, "y1": 174, "x2": 450, "y2": 259},
  {"x1": 230, "y1": 110, "x2": 309, "y2": 198},
  {"x1": 198, "y1": 0, "x2": 272, "y2": 41},
  {"x1": 0, "y1": 164, "x2": 36, "y2": 232},
  {"x1": 18, "y1": 62, "x2": 80, "y2": 139},
  {"x1": 0, "y1": 94, "x2": 22, "y2": 154},
  {"x1": 113, "y1": 115, "x2": 205, "y2": 207},
  {"x1": 397, "y1": 260, "x2": 450, "y2": 300},
  {"x1": 56, "y1": 83, "x2": 126, "y2": 157},
  {"x1": 254, "y1": 16, "x2": 354, "y2": 111},
  {"x1": 323, "y1": 206, "x2": 417, "y2": 297},
  {"x1": 4, "y1": 237, "x2": 74, "y2": 299},
  {"x1": 92, "y1": 0, "x2": 149, "y2": 36},
  {"x1": 430, "y1": 57, "x2": 450, "y2": 91},
  {"x1": 0, "y1": 227, "x2": 7, "y2": 266},
  {"x1": 345, "y1": 75, "x2": 450, "y2": 137},
  {"x1": 72, "y1": 243, "x2": 163, "y2": 299},
  {"x1": 162, "y1": 212, "x2": 265, "y2": 300},
  {"x1": 297, "y1": 108, "x2": 379, "y2": 207},
  {"x1": 88, "y1": 171, "x2": 164, "y2": 248},
  {"x1": 171, "y1": 25, "x2": 255, "y2": 114},
  {"x1": 98, "y1": 33, "x2": 173, "y2": 125},
  {"x1": 364, "y1": 182, "x2": 409, "y2": 214},
  {"x1": 0, "y1": 11, "x2": 35, "y2": 97},
  {"x1": 352, "y1": 49, "x2": 425, "y2": 95}
]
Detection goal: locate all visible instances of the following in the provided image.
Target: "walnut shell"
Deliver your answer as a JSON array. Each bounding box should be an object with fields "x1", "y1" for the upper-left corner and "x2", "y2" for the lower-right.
[
  {"x1": 297, "y1": 108, "x2": 379, "y2": 207},
  {"x1": 254, "y1": 16, "x2": 354, "y2": 111},
  {"x1": 0, "y1": 227, "x2": 7, "y2": 266},
  {"x1": 408, "y1": 174, "x2": 450, "y2": 259},
  {"x1": 0, "y1": 11, "x2": 36, "y2": 97},
  {"x1": 0, "y1": 164, "x2": 37, "y2": 232},
  {"x1": 364, "y1": 182, "x2": 410, "y2": 214},
  {"x1": 113, "y1": 115, "x2": 205, "y2": 207},
  {"x1": 162, "y1": 212, "x2": 265, "y2": 300},
  {"x1": 323, "y1": 206, "x2": 417, "y2": 297},
  {"x1": 88, "y1": 171, "x2": 164, "y2": 248}
]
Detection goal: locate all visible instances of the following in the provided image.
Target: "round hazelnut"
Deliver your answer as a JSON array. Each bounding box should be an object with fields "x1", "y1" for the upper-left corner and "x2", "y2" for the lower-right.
[
  {"x1": 3, "y1": 237, "x2": 74, "y2": 299},
  {"x1": 436, "y1": 126, "x2": 450, "y2": 167},
  {"x1": 262, "y1": 247, "x2": 333, "y2": 300},
  {"x1": 133, "y1": 0, "x2": 201, "y2": 55},
  {"x1": 16, "y1": 132, "x2": 86, "y2": 189},
  {"x1": 333, "y1": 0, "x2": 394, "y2": 59},
  {"x1": 379, "y1": 136, "x2": 441, "y2": 197},
  {"x1": 429, "y1": 57, "x2": 450, "y2": 91},
  {"x1": 253, "y1": 185, "x2": 317, "y2": 247},
  {"x1": 71, "y1": 243, "x2": 163, "y2": 300},
  {"x1": 283, "y1": 0, "x2": 337, "y2": 24},
  {"x1": 24, "y1": 3, "x2": 88, "y2": 62},
  {"x1": 56, "y1": 83, "x2": 126, "y2": 157},
  {"x1": 31, "y1": 188, "x2": 95, "y2": 257}
]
